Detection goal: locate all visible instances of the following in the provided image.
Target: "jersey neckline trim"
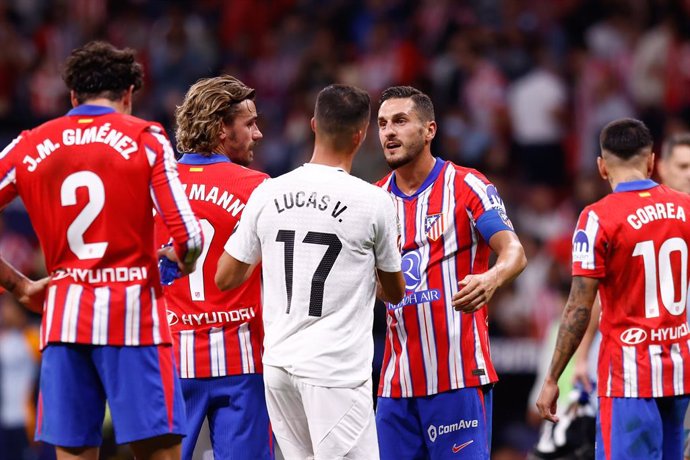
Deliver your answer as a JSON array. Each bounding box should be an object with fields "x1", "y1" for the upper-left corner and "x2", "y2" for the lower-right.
[
  {"x1": 67, "y1": 105, "x2": 117, "y2": 116},
  {"x1": 390, "y1": 157, "x2": 445, "y2": 199},
  {"x1": 613, "y1": 179, "x2": 658, "y2": 193},
  {"x1": 301, "y1": 163, "x2": 346, "y2": 173},
  {"x1": 179, "y1": 153, "x2": 231, "y2": 165}
]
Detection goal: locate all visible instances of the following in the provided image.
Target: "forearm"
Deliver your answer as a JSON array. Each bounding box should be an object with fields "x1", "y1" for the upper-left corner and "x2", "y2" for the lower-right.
[
  {"x1": 0, "y1": 257, "x2": 29, "y2": 297},
  {"x1": 489, "y1": 237, "x2": 527, "y2": 288},
  {"x1": 546, "y1": 276, "x2": 598, "y2": 382}
]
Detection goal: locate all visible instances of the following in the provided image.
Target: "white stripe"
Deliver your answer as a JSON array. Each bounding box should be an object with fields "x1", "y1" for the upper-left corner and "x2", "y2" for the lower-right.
[
  {"x1": 0, "y1": 168, "x2": 16, "y2": 191},
  {"x1": 464, "y1": 173, "x2": 492, "y2": 210},
  {"x1": 210, "y1": 327, "x2": 226, "y2": 377},
  {"x1": 415, "y1": 188, "x2": 438, "y2": 395},
  {"x1": 622, "y1": 346, "x2": 638, "y2": 397},
  {"x1": 150, "y1": 130, "x2": 203, "y2": 263},
  {"x1": 43, "y1": 285, "x2": 58, "y2": 346},
  {"x1": 125, "y1": 285, "x2": 141, "y2": 345},
  {"x1": 61, "y1": 285, "x2": 83, "y2": 342},
  {"x1": 441, "y1": 167, "x2": 464, "y2": 389},
  {"x1": 671, "y1": 343, "x2": 684, "y2": 395},
  {"x1": 649, "y1": 345, "x2": 663, "y2": 397},
  {"x1": 381, "y1": 323, "x2": 398, "y2": 397},
  {"x1": 472, "y1": 316, "x2": 490, "y2": 385},
  {"x1": 392, "y1": 197, "x2": 413, "y2": 397},
  {"x1": 238, "y1": 323, "x2": 254, "y2": 373},
  {"x1": 150, "y1": 288, "x2": 161, "y2": 344},
  {"x1": 145, "y1": 145, "x2": 157, "y2": 167},
  {"x1": 92, "y1": 287, "x2": 109, "y2": 345},
  {"x1": 0, "y1": 135, "x2": 21, "y2": 160},
  {"x1": 394, "y1": 308, "x2": 413, "y2": 397},
  {"x1": 180, "y1": 330, "x2": 195, "y2": 378},
  {"x1": 606, "y1": 364, "x2": 612, "y2": 397}
]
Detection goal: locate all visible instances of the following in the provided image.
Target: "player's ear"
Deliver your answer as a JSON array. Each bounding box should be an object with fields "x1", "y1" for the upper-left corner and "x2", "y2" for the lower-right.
[
  {"x1": 426, "y1": 120, "x2": 437, "y2": 143},
  {"x1": 310, "y1": 117, "x2": 317, "y2": 133},
  {"x1": 647, "y1": 152, "x2": 655, "y2": 178},
  {"x1": 597, "y1": 156, "x2": 608, "y2": 180},
  {"x1": 70, "y1": 90, "x2": 79, "y2": 108}
]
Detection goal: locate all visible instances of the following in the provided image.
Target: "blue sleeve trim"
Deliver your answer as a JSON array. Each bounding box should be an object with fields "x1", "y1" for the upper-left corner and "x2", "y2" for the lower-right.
[{"x1": 475, "y1": 209, "x2": 513, "y2": 242}]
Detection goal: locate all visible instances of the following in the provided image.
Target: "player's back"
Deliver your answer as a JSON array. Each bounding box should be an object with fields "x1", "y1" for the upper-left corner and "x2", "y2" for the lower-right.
[
  {"x1": 574, "y1": 181, "x2": 690, "y2": 397},
  {"x1": 157, "y1": 154, "x2": 266, "y2": 377},
  {"x1": 0, "y1": 106, "x2": 201, "y2": 347},
  {"x1": 250, "y1": 163, "x2": 396, "y2": 387}
]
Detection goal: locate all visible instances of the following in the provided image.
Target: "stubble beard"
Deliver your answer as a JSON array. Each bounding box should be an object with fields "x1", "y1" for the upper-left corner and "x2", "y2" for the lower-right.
[{"x1": 384, "y1": 137, "x2": 425, "y2": 170}]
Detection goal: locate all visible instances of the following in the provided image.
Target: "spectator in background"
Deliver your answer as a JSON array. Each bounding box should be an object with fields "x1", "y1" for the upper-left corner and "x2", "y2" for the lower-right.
[
  {"x1": 507, "y1": 39, "x2": 568, "y2": 186},
  {"x1": 0, "y1": 294, "x2": 40, "y2": 460},
  {"x1": 156, "y1": 75, "x2": 272, "y2": 460}
]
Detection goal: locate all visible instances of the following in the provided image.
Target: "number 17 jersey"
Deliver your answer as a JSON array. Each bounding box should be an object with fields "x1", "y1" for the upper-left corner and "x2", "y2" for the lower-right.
[
  {"x1": 572, "y1": 179, "x2": 690, "y2": 398},
  {"x1": 225, "y1": 163, "x2": 402, "y2": 388}
]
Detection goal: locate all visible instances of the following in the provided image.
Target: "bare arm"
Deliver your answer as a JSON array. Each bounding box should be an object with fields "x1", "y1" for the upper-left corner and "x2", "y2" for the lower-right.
[
  {"x1": 536, "y1": 275, "x2": 599, "y2": 422},
  {"x1": 215, "y1": 251, "x2": 254, "y2": 291},
  {"x1": 376, "y1": 269, "x2": 405, "y2": 305},
  {"x1": 572, "y1": 295, "x2": 601, "y2": 392},
  {"x1": 0, "y1": 257, "x2": 49, "y2": 313},
  {"x1": 452, "y1": 230, "x2": 527, "y2": 312}
]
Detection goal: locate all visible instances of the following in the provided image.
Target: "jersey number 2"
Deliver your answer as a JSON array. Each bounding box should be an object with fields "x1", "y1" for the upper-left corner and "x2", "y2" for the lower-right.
[
  {"x1": 276, "y1": 230, "x2": 342, "y2": 317},
  {"x1": 633, "y1": 238, "x2": 688, "y2": 318},
  {"x1": 60, "y1": 171, "x2": 108, "y2": 260}
]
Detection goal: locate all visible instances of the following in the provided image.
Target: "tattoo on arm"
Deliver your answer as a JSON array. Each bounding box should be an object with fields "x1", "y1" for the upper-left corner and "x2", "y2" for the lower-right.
[
  {"x1": 0, "y1": 257, "x2": 24, "y2": 295},
  {"x1": 547, "y1": 276, "x2": 599, "y2": 381}
]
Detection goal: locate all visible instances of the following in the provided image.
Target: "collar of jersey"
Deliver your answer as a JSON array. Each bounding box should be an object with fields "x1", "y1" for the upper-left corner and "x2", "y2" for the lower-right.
[
  {"x1": 179, "y1": 153, "x2": 231, "y2": 165},
  {"x1": 67, "y1": 105, "x2": 116, "y2": 116},
  {"x1": 302, "y1": 163, "x2": 346, "y2": 173},
  {"x1": 390, "y1": 157, "x2": 445, "y2": 199},
  {"x1": 614, "y1": 179, "x2": 658, "y2": 193}
]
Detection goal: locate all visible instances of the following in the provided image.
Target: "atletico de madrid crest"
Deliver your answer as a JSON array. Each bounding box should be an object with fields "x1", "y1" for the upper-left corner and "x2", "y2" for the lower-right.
[{"x1": 425, "y1": 213, "x2": 446, "y2": 241}]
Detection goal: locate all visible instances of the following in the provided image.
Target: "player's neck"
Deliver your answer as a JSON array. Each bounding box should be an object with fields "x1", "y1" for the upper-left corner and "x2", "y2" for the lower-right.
[
  {"x1": 607, "y1": 168, "x2": 650, "y2": 191},
  {"x1": 309, "y1": 145, "x2": 353, "y2": 173},
  {"x1": 77, "y1": 97, "x2": 129, "y2": 114},
  {"x1": 393, "y1": 152, "x2": 436, "y2": 195}
]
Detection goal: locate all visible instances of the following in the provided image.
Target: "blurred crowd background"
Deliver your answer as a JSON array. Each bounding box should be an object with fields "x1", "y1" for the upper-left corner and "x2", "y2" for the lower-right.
[{"x1": 2, "y1": 0, "x2": 690, "y2": 459}]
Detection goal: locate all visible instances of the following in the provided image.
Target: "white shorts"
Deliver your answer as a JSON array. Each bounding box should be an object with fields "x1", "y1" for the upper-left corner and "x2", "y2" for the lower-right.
[{"x1": 263, "y1": 365, "x2": 379, "y2": 460}]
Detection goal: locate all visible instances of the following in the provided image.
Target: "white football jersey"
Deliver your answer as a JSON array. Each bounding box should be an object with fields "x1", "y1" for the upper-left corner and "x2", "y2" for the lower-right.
[{"x1": 225, "y1": 163, "x2": 401, "y2": 387}]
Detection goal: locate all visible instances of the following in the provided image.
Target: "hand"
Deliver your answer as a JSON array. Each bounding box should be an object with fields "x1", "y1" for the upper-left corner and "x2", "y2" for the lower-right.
[
  {"x1": 16, "y1": 276, "x2": 51, "y2": 314},
  {"x1": 157, "y1": 246, "x2": 196, "y2": 276},
  {"x1": 536, "y1": 378, "x2": 560, "y2": 423},
  {"x1": 451, "y1": 271, "x2": 499, "y2": 313}
]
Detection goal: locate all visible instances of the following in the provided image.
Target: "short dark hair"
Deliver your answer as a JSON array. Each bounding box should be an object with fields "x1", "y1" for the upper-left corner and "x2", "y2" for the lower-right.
[
  {"x1": 379, "y1": 86, "x2": 435, "y2": 122},
  {"x1": 314, "y1": 84, "x2": 370, "y2": 150},
  {"x1": 661, "y1": 132, "x2": 690, "y2": 160},
  {"x1": 599, "y1": 118, "x2": 653, "y2": 160},
  {"x1": 63, "y1": 41, "x2": 144, "y2": 104}
]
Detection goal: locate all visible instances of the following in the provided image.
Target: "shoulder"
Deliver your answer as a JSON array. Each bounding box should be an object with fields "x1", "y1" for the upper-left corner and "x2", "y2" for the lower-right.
[{"x1": 375, "y1": 171, "x2": 394, "y2": 188}]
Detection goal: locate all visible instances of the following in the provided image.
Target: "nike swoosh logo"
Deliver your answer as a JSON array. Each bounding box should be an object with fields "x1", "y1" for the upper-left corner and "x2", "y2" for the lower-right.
[{"x1": 452, "y1": 440, "x2": 474, "y2": 453}]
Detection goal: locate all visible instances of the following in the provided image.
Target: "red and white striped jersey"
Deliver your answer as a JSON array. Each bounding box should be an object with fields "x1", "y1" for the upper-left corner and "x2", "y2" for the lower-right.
[
  {"x1": 376, "y1": 158, "x2": 514, "y2": 397},
  {"x1": 155, "y1": 153, "x2": 267, "y2": 378},
  {"x1": 0, "y1": 105, "x2": 203, "y2": 349},
  {"x1": 572, "y1": 179, "x2": 690, "y2": 398}
]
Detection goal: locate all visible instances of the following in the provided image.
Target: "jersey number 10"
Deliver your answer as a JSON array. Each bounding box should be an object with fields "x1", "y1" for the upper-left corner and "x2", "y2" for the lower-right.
[{"x1": 633, "y1": 238, "x2": 688, "y2": 318}]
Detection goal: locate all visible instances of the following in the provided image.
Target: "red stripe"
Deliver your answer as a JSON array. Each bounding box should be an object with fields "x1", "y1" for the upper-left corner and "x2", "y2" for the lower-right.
[
  {"x1": 157, "y1": 346, "x2": 176, "y2": 431},
  {"x1": 599, "y1": 397, "x2": 613, "y2": 460},
  {"x1": 77, "y1": 288, "x2": 95, "y2": 343},
  {"x1": 36, "y1": 391, "x2": 43, "y2": 435}
]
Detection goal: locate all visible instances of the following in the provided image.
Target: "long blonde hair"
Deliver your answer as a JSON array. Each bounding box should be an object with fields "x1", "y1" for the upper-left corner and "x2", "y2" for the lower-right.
[{"x1": 175, "y1": 75, "x2": 255, "y2": 154}]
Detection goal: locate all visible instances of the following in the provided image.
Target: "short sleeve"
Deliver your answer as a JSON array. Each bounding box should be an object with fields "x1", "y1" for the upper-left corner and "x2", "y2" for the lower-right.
[
  {"x1": 224, "y1": 181, "x2": 267, "y2": 265},
  {"x1": 0, "y1": 135, "x2": 24, "y2": 209},
  {"x1": 463, "y1": 171, "x2": 514, "y2": 242},
  {"x1": 571, "y1": 207, "x2": 606, "y2": 278},
  {"x1": 374, "y1": 190, "x2": 402, "y2": 272}
]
